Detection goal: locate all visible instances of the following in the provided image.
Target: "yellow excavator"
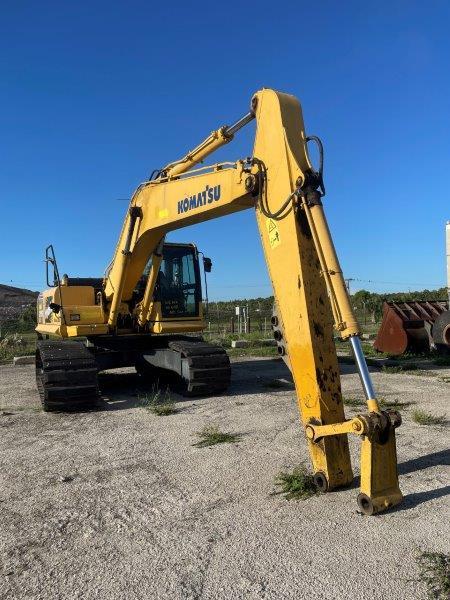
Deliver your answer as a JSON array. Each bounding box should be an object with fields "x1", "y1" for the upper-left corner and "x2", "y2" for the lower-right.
[{"x1": 36, "y1": 88, "x2": 402, "y2": 515}]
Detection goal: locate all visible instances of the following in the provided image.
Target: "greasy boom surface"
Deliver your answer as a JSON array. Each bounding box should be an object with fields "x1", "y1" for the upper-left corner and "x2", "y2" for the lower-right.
[{"x1": 0, "y1": 359, "x2": 449, "y2": 600}]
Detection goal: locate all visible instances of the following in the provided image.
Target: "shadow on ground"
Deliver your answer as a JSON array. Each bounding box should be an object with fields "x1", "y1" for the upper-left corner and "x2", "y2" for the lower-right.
[
  {"x1": 396, "y1": 448, "x2": 450, "y2": 510},
  {"x1": 399, "y1": 448, "x2": 450, "y2": 475},
  {"x1": 97, "y1": 359, "x2": 298, "y2": 409},
  {"x1": 396, "y1": 485, "x2": 450, "y2": 511},
  {"x1": 96, "y1": 357, "x2": 385, "y2": 411},
  {"x1": 381, "y1": 449, "x2": 450, "y2": 513}
]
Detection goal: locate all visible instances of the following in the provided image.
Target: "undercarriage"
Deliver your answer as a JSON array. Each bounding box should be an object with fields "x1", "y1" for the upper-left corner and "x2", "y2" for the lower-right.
[{"x1": 36, "y1": 335, "x2": 230, "y2": 411}]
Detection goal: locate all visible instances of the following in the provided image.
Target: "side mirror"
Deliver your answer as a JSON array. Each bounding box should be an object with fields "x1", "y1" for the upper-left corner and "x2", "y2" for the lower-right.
[
  {"x1": 45, "y1": 245, "x2": 61, "y2": 288},
  {"x1": 203, "y1": 257, "x2": 212, "y2": 273}
]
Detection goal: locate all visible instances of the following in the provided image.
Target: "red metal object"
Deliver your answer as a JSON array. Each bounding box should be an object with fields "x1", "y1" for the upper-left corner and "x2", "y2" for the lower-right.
[{"x1": 374, "y1": 300, "x2": 449, "y2": 355}]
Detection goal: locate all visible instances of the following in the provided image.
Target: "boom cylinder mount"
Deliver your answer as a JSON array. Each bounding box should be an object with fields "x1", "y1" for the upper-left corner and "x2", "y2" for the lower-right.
[{"x1": 163, "y1": 109, "x2": 255, "y2": 179}]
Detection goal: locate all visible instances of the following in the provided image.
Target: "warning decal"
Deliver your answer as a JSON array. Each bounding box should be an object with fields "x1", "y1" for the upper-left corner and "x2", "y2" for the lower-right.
[{"x1": 266, "y1": 218, "x2": 281, "y2": 248}]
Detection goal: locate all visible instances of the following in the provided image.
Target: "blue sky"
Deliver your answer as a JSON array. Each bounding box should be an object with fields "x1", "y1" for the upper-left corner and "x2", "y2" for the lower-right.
[{"x1": 1, "y1": 1, "x2": 449, "y2": 300}]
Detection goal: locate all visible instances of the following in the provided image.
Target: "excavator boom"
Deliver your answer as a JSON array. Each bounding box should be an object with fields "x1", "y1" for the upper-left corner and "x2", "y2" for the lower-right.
[{"x1": 36, "y1": 88, "x2": 403, "y2": 514}]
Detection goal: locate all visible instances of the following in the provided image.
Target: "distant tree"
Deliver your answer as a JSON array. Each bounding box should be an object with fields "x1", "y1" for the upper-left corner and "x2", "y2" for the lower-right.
[{"x1": 352, "y1": 290, "x2": 382, "y2": 323}]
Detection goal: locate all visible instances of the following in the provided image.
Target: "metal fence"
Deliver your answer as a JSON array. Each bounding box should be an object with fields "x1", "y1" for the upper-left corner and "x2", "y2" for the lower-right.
[{"x1": 204, "y1": 301, "x2": 274, "y2": 336}]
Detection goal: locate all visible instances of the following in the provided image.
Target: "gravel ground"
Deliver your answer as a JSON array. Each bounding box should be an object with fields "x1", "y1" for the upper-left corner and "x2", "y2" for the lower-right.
[{"x1": 0, "y1": 358, "x2": 449, "y2": 600}]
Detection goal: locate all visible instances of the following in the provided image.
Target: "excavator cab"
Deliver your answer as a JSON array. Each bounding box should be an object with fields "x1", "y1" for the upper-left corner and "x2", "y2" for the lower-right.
[
  {"x1": 37, "y1": 242, "x2": 209, "y2": 334},
  {"x1": 145, "y1": 243, "x2": 202, "y2": 319}
]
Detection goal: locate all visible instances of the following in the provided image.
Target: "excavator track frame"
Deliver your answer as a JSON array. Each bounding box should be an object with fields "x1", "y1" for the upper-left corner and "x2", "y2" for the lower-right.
[
  {"x1": 137, "y1": 336, "x2": 231, "y2": 396},
  {"x1": 167, "y1": 338, "x2": 231, "y2": 396},
  {"x1": 36, "y1": 336, "x2": 231, "y2": 410},
  {"x1": 36, "y1": 341, "x2": 99, "y2": 411}
]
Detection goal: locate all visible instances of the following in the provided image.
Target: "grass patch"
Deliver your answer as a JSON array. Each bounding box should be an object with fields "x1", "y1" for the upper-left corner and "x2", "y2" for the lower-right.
[
  {"x1": 151, "y1": 403, "x2": 178, "y2": 416},
  {"x1": 342, "y1": 397, "x2": 365, "y2": 407},
  {"x1": 337, "y1": 341, "x2": 396, "y2": 360},
  {"x1": 273, "y1": 465, "x2": 317, "y2": 500},
  {"x1": 193, "y1": 425, "x2": 241, "y2": 447},
  {"x1": 382, "y1": 365, "x2": 404, "y2": 374},
  {"x1": 227, "y1": 345, "x2": 278, "y2": 358},
  {"x1": 139, "y1": 385, "x2": 178, "y2": 416},
  {"x1": 361, "y1": 343, "x2": 388, "y2": 358},
  {"x1": 0, "y1": 342, "x2": 36, "y2": 363},
  {"x1": 382, "y1": 363, "x2": 418, "y2": 373},
  {"x1": 379, "y1": 398, "x2": 413, "y2": 410},
  {"x1": 410, "y1": 369, "x2": 438, "y2": 377},
  {"x1": 412, "y1": 409, "x2": 446, "y2": 426},
  {"x1": 416, "y1": 550, "x2": 450, "y2": 600},
  {"x1": 342, "y1": 397, "x2": 412, "y2": 411}
]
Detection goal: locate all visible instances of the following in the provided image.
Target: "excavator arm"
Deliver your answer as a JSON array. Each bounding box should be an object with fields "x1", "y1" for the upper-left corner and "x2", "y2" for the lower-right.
[{"x1": 100, "y1": 88, "x2": 402, "y2": 514}]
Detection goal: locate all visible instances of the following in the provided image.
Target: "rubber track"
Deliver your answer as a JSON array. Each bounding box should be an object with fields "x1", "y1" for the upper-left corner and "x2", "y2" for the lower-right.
[
  {"x1": 36, "y1": 341, "x2": 99, "y2": 411},
  {"x1": 168, "y1": 339, "x2": 231, "y2": 396}
]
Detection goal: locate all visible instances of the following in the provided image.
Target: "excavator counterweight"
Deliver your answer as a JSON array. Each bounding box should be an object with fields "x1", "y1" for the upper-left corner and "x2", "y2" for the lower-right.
[{"x1": 36, "y1": 88, "x2": 403, "y2": 514}]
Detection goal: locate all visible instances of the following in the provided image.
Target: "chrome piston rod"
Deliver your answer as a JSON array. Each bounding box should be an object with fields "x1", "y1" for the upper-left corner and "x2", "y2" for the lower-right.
[
  {"x1": 349, "y1": 334, "x2": 376, "y2": 401},
  {"x1": 223, "y1": 111, "x2": 255, "y2": 137},
  {"x1": 161, "y1": 110, "x2": 255, "y2": 178}
]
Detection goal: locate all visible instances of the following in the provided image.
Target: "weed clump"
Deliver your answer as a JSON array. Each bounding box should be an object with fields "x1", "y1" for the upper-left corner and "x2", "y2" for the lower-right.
[
  {"x1": 273, "y1": 465, "x2": 317, "y2": 500},
  {"x1": 344, "y1": 397, "x2": 413, "y2": 410},
  {"x1": 193, "y1": 425, "x2": 241, "y2": 447},
  {"x1": 378, "y1": 398, "x2": 413, "y2": 410},
  {"x1": 382, "y1": 365, "x2": 403, "y2": 374},
  {"x1": 382, "y1": 364, "x2": 418, "y2": 374},
  {"x1": 139, "y1": 385, "x2": 178, "y2": 416},
  {"x1": 410, "y1": 370, "x2": 438, "y2": 377},
  {"x1": 342, "y1": 397, "x2": 365, "y2": 407},
  {"x1": 412, "y1": 409, "x2": 446, "y2": 426},
  {"x1": 416, "y1": 550, "x2": 450, "y2": 600}
]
